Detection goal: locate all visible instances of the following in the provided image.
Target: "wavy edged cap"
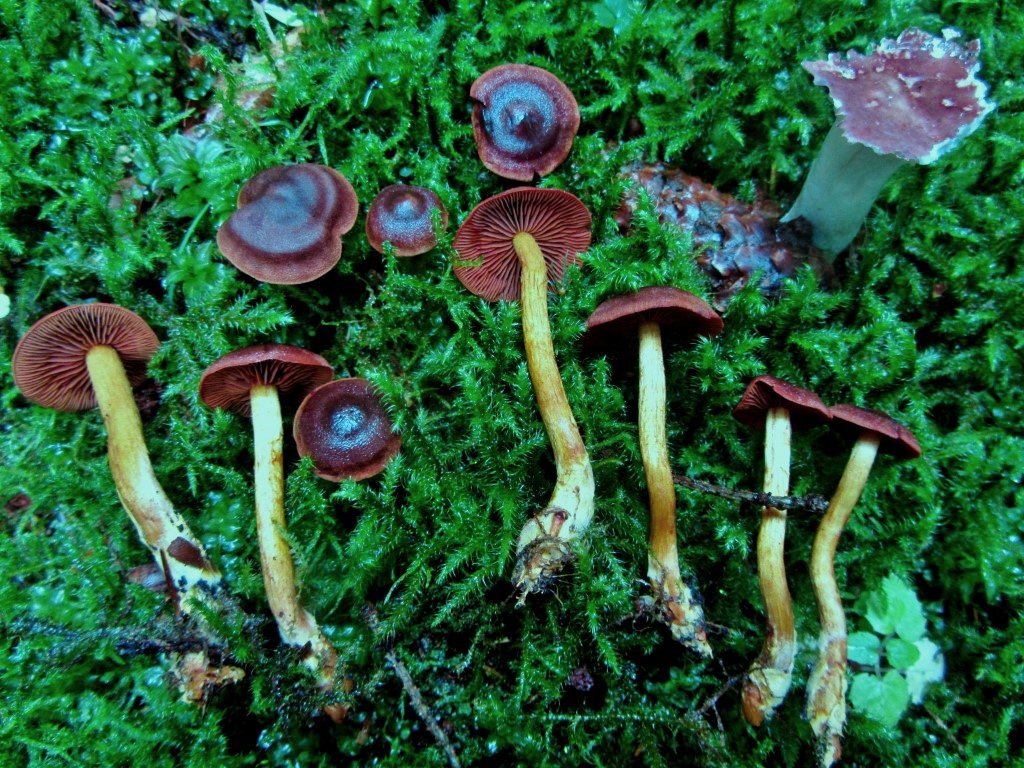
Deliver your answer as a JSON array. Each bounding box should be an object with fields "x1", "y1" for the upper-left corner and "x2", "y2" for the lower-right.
[
  {"x1": 199, "y1": 344, "x2": 334, "y2": 417},
  {"x1": 365, "y1": 184, "x2": 448, "y2": 257},
  {"x1": 584, "y1": 286, "x2": 723, "y2": 351},
  {"x1": 293, "y1": 378, "x2": 401, "y2": 482},
  {"x1": 829, "y1": 403, "x2": 922, "y2": 460},
  {"x1": 453, "y1": 187, "x2": 592, "y2": 302},
  {"x1": 733, "y1": 375, "x2": 831, "y2": 430},
  {"x1": 804, "y1": 27, "x2": 994, "y2": 164},
  {"x1": 470, "y1": 63, "x2": 581, "y2": 181},
  {"x1": 13, "y1": 303, "x2": 159, "y2": 412},
  {"x1": 217, "y1": 164, "x2": 358, "y2": 284}
]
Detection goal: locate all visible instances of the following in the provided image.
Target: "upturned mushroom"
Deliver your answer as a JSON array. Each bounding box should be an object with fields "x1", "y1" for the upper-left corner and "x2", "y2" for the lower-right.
[
  {"x1": 805, "y1": 404, "x2": 921, "y2": 768},
  {"x1": 733, "y1": 375, "x2": 831, "y2": 725},
  {"x1": 583, "y1": 286, "x2": 723, "y2": 656},
  {"x1": 293, "y1": 378, "x2": 401, "y2": 482},
  {"x1": 453, "y1": 186, "x2": 593, "y2": 598},
  {"x1": 470, "y1": 63, "x2": 580, "y2": 181},
  {"x1": 198, "y1": 344, "x2": 344, "y2": 719},
  {"x1": 12, "y1": 304, "x2": 227, "y2": 628},
  {"x1": 365, "y1": 184, "x2": 448, "y2": 257},
  {"x1": 217, "y1": 163, "x2": 359, "y2": 283},
  {"x1": 781, "y1": 28, "x2": 994, "y2": 257}
]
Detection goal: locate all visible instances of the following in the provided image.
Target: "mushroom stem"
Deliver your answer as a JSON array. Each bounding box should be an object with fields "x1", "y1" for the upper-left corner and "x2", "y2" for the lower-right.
[
  {"x1": 85, "y1": 345, "x2": 224, "y2": 620},
  {"x1": 806, "y1": 432, "x2": 880, "y2": 768},
  {"x1": 637, "y1": 320, "x2": 711, "y2": 656},
  {"x1": 742, "y1": 406, "x2": 796, "y2": 725},
  {"x1": 780, "y1": 121, "x2": 905, "y2": 258},
  {"x1": 511, "y1": 230, "x2": 595, "y2": 597},
  {"x1": 250, "y1": 385, "x2": 339, "y2": 699}
]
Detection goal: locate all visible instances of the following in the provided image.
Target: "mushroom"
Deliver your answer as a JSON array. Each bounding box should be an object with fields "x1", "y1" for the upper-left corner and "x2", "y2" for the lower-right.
[
  {"x1": 453, "y1": 186, "x2": 593, "y2": 598},
  {"x1": 470, "y1": 63, "x2": 580, "y2": 181},
  {"x1": 217, "y1": 163, "x2": 359, "y2": 283},
  {"x1": 805, "y1": 404, "x2": 921, "y2": 768},
  {"x1": 11, "y1": 304, "x2": 226, "y2": 627},
  {"x1": 198, "y1": 344, "x2": 344, "y2": 718},
  {"x1": 781, "y1": 28, "x2": 994, "y2": 258},
  {"x1": 583, "y1": 286, "x2": 723, "y2": 656},
  {"x1": 732, "y1": 375, "x2": 831, "y2": 725},
  {"x1": 365, "y1": 184, "x2": 448, "y2": 257},
  {"x1": 293, "y1": 378, "x2": 402, "y2": 482}
]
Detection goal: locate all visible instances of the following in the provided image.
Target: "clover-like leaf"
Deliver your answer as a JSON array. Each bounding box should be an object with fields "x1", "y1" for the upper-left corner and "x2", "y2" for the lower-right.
[
  {"x1": 849, "y1": 669, "x2": 910, "y2": 728},
  {"x1": 884, "y1": 636, "x2": 921, "y2": 670},
  {"x1": 882, "y1": 575, "x2": 927, "y2": 642},
  {"x1": 848, "y1": 631, "x2": 882, "y2": 666}
]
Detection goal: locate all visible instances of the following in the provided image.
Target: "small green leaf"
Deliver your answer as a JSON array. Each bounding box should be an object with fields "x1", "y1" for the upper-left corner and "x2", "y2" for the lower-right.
[
  {"x1": 906, "y1": 639, "x2": 946, "y2": 704},
  {"x1": 848, "y1": 631, "x2": 882, "y2": 666},
  {"x1": 882, "y1": 575, "x2": 927, "y2": 642},
  {"x1": 849, "y1": 670, "x2": 910, "y2": 728},
  {"x1": 861, "y1": 588, "x2": 895, "y2": 635},
  {"x1": 885, "y1": 636, "x2": 921, "y2": 670}
]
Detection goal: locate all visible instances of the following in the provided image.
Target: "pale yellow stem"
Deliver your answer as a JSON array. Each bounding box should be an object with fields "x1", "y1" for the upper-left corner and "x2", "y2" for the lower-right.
[
  {"x1": 638, "y1": 320, "x2": 710, "y2": 656},
  {"x1": 806, "y1": 433, "x2": 880, "y2": 768},
  {"x1": 511, "y1": 231, "x2": 595, "y2": 597},
  {"x1": 85, "y1": 345, "x2": 224, "y2": 622},
  {"x1": 743, "y1": 406, "x2": 796, "y2": 725}
]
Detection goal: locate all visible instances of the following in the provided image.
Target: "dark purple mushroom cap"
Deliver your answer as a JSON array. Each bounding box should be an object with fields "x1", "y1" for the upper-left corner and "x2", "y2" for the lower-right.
[
  {"x1": 584, "y1": 286, "x2": 724, "y2": 351},
  {"x1": 293, "y1": 378, "x2": 401, "y2": 482},
  {"x1": 470, "y1": 63, "x2": 581, "y2": 181},
  {"x1": 804, "y1": 28, "x2": 994, "y2": 164},
  {"x1": 217, "y1": 164, "x2": 358, "y2": 284},
  {"x1": 733, "y1": 375, "x2": 832, "y2": 430},
  {"x1": 828, "y1": 403, "x2": 921, "y2": 460},
  {"x1": 365, "y1": 184, "x2": 448, "y2": 257},
  {"x1": 199, "y1": 344, "x2": 334, "y2": 417},
  {"x1": 13, "y1": 303, "x2": 159, "y2": 412},
  {"x1": 453, "y1": 187, "x2": 592, "y2": 302}
]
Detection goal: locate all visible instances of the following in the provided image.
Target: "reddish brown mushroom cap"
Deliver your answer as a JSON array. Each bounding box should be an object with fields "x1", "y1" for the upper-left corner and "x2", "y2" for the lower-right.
[
  {"x1": 217, "y1": 164, "x2": 358, "y2": 284},
  {"x1": 470, "y1": 64, "x2": 581, "y2": 181},
  {"x1": 804, "y1": 28, "x2": 994, "y2": 164},
  {"x1": 733, "y1": 375, "x2": 832, "y2": 430},
  {"x1": 828, "y1": 403, "x2": 921, "y2": 460},
  {"x1": 13, "y1": 303, "x2": 159, "y2": 412},
  {"x1": 365, "y1": 184, "x2": 448, "y2": 257},
  {"x1": 293, "y1": 378, "x2": 401, "y2": 482},
  {"x1": 584, "y1": 286, "x2": 724, "y2": 351},
  {"x1": 199, "y1": 344, "x2": 334, "y2": 417},
  {"x1": 453, "y1": 187, "x2": 592, "y2": 302}
]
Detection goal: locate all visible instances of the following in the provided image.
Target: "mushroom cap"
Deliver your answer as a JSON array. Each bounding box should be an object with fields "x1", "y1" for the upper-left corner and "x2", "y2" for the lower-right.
[
  {"x1": 804, "y1": 27, "x2": 994, "y2": 164},
  {"x1": 13, "y1": 303, "x2": 159, "y2": 412},
  {"x1": 217, "y1": 164, "x2": 358, "y2": 284},
  {"x1": 584, "y1": 286, "x2": 724, "y2": 351},
  {"x1": 470, "y1": 63, "x2": 581, "y2": 181},
  {"x1": 199, "y1": 344, "x2": 334, "y2": 417},
  {"x1": 453, "y1": 187, "x2": 592, "y2": 302},
  {"x1": 828, "y1": 403, "x2": 921, "y2": 460},
  {"x1": 365, "y1": 184, "x2": 448, "y2": 257},
  {"x1": 733, "y1": 375, "x2": 831, "y2": 430},
  {"x1": 293, "y1": 378, "x2": 401, "y2": 482}
]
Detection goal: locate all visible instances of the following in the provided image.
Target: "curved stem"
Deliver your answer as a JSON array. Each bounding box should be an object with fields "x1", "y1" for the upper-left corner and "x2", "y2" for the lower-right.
[
  {"x1": 742, "y1": 406, "x2": 795, "y2": 725},
  {"x1": 85, "y1": 345, "x2": 224, "y2": 624},
  {"x1": 250, "y1": 385, "x2": 339, "y2": 710},
  {"x1": 805, "y1": 433, "x2": 880, "y2": 768},
  {"x1": 638, "y1": 321, "x2": 710, "y2": 656},
  {"x1": 511, "y1": 231, "x2": 595, "y2": 598}
]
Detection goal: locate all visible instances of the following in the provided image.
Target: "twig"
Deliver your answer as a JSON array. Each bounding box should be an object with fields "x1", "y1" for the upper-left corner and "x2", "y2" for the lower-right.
[
  {"x1": 364, "y1": 607, "x2": 462, "y2": 768},
  {"x1": 673, "y1": 474, "x2": 830, "y2": 514}
]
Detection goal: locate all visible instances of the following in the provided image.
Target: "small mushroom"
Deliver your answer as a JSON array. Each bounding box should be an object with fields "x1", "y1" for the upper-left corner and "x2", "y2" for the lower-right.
[
  {"x1": 584, "y1": 286, "x2": 723, "y2": 656},
  {"x1": 12, "y1": 304, "x2": 226, "y2": 628},
  {"x1": 217, "y1": 163, "x2": 359, "y2": 283},
  {"x1": 733, "y1": 375, "x2": 831, "y2": 725},
  {"x1": 453, "y1": 187, "x2": 593, "y2": 598},
  {"x1": 805, "y1": 404, "x2": 921, "y2": 768},
  {"x1": 781, "y1": 28, "x2": 994, "y2": 257},
  {"x1": 293, "y1": 378, "x2": 401, "y2": 482},
  {"x1": 470, "y1": 63, "x2": 580, "y2": 181},
  {"x1": 365, "y1": 184, "x2": 448, "y2": 257},
  {"x1": 198, "y1": 344, "x2": 344, "y2": 719}
]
